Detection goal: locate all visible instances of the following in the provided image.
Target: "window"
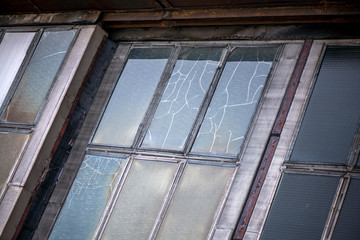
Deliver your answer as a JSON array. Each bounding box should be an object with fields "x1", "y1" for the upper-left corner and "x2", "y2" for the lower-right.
[
  {"x1": 247, "y1": 42, "x2": 360, "y2": 239},
  {"x1": 0, "y1": 29, "x2": 77, "y2": 194},
  {"x1": 0, "y1": 25, "x2": 106, "y2": 239},
  {"x1": 37, "y1": 42, "x2": 304, "y2": 240}
]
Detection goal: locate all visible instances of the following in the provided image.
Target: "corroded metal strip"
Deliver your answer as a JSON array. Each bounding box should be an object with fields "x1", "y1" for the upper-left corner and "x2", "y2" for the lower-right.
[{"x1": 233, "y1": 39, "x2": 313, "y2": 240}]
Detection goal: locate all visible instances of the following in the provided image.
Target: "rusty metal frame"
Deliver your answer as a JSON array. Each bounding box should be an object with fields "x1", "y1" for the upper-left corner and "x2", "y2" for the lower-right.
[{"x1": 233, "y1": 39, "x2": 313, "y2": 240}]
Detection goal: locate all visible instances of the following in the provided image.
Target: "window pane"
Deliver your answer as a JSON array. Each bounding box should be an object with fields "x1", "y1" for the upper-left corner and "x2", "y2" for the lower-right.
[
  {"x1": 0, "y1": 132, "x2": 29, "y2": 191},
  {"x1": 261, "y1": 174, "x2": 338, "y2": 240},
  {"x1": 49, "y1": 155, "x2": 127, "y2": 240},
  {"x1": 141, "y1": 47, "x2": 224, "y2": 151},
  {"x1": 192, "y1": 47, "x2": 276, "y2": 155},
  {"x1": 290, "y1": 47, "x2": 360, "y2": 164},
  {"x1": 156, "y1": 164, "x2": 233, "y2": 240},
  {"x1": 101, "y1": 160, "x2": 178, "y2": 240},
  {"x1": 1, "y1": 30, "x2": 76, "y2": 123},
  {"x1": 93, "y1": 48, "x2": 172, "y2": 147},
  {"x1": 0, "y1": 32, "x2": 35, "y2": 108},
  {"x1": 332, "y1": 179, "x2": 360, "y2": 239}
]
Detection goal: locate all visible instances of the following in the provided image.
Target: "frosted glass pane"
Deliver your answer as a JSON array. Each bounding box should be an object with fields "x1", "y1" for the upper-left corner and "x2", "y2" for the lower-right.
[
  {"x1": 156, "y1": 164, "x2": 233, "y2": 240},
  {"x1": 0, "y1": 132, "x2": 28, "y2": 191},
  {"x1": 1, "y1": 30, "x2": 76, "y2": 123},
  {"x1": 192, "y1": 47, "x2": 276, "y2": 155},
  {"x1": 332, "y1": 179, "x2": 360, "y2": 239},
  {"x1": 290, "y1": 47, "x2": 360, "y2": 164},
  {"x1": 93, "y1": 48, "x2": 172, "y2": 147},
  {"x1": 261, "y1": 174, "x2": 338, "y2": 240},
  {"x1": 102, "y1": 160, "x2": 178, "y2": 240},
  {"x1": 0, "y1": 32, "x2": 35, "y2": 108},
  {"x1": 142, "y1": 48, "x2": 224, "y2": 150},
  {"x1": 50, "y1": 155, "x2": 126, "y2": 240}
]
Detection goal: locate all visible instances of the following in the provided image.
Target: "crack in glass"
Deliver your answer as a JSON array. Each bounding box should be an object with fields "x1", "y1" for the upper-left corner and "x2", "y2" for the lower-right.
[
  {"x1": 141, "y1": 47, "x2": 224, "y2": 151},
  {"x1": 192, "y1": 47, "x2": 276, "y2": 156}
]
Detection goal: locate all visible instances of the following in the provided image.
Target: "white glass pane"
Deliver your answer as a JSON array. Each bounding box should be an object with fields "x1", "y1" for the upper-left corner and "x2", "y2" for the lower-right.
[
  {"x1": 141, "y1": 48, "x2": 224, "y2": 151},
  {"x1": 0, "y1": 132, "x2": 29, "y2": 191},
  {"x1": 192, "y1": 47, "x2": 276, "y2": 155},
  {"x1": 50, "y1": 155, "x2": 127, "y2": 240},
  {"x1": 93, "y1": 48, "x2": 172, "y2": 147},
  {"x1": 1, "y1": 30, "x2": 76, "y2": 123},
  {"x1": 0, "y1": 32, "x2": 35, "y2": 108},
  {"x1": 156, "y1": 164, "x2": 234, "y2": 240},
  {"x1": 101, "y1": 160, "x2": 178, "y2": 240}
]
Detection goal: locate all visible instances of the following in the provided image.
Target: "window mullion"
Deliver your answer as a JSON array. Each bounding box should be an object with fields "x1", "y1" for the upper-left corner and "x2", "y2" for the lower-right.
[
  {"x1": 182, "y1": 45, "x2": 232, "y2": 155},
  {"x1": 148, "y1": 160, "x2": 187, "y2": 240},
  {"x1": 132, "y1": 44, "x2": 181, "y2": 149},
  {"x1": 322, "y1": 176, "x2": 350, "y2": 240},
  {"x1": 92, "y1": 157, "x2": 134, "y2": 240}
]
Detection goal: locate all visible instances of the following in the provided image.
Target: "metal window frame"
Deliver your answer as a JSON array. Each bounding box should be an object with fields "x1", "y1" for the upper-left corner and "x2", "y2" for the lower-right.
[
  {"x1": 248, "y1": 40, "x2": 360, "y2": 240},
  {"x1": 36, "y1": 39, "x2": 303, "y2": 240}
]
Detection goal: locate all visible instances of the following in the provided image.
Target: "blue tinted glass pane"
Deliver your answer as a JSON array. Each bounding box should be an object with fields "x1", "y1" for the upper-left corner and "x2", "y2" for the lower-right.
[
  {"x1": 92, "y1": 48, "x2": 172, "y2": 147},
  {"x1": 332, "y1": 179, "x2": 360, "y2": 239},
  {"x1": 49, "y1": 155, "x2": 126, "y2": 240},
  {"x1": 261, "y1": 174, "x2": 338, "y2": 240},
  {"x1": 141, "y1": 47, "x2": 224, "y2": 151},
  {"x1": 290, "y1": 47, "x2": 360, "y2": 164},
  {"x1": 192, "y1": 47, "x2": 276, "y2": 155},
  {"x1": 1, "y1": 30, "x2": 76, "y2": 123}
]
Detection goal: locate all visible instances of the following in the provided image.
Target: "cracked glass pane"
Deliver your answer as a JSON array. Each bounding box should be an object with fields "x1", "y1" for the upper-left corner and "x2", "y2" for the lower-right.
[
  {"x1": 1, "y1": 30, "x2": 76, "y2": 124},
  {"x1": 93, "y1": 48, "x2": 172, "y2": 147},
  {"x1": 102, "y1": 160, "x2": 178, "y2": 240},
  {"x1": 141, "y1": 47, "x2": 225, "y2": 151},
  {"x1": 290, "y1": 47, "x2": 360, "y2": 164},
  {"x1": 192, "y1": 47, "x2": 276, "y2": 156},
  {"x1": 50, "y1": 155, "x2": 127, "y2": 240},
  {"x1": 0, "y1": 32, "x2": 35, "y2": 108},
  {"x1": 156, "y1": 164, "x2": 234, "y2": 240},
  {"x1": 0, "y1": 132, "x2": 29, "y2": 191}
]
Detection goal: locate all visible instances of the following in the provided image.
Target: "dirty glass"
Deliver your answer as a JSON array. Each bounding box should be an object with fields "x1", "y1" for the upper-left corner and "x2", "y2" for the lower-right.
[
  {"x1": 290, "y1": 47, "x2": 360, "y2": 164},
  {"x1": 93, "y1": 48, "x2": 172, "y2": 147},
  {"x1": 0, "y1": 132, "x2": 29, "y2": 191},
  {"x1": 261, "y1": 174, "x2": 338, "y2": 240},
  {"x1": 49, "y1": 155, "x2": 127, "y2": 240},
  {"x1": 192, "y1": 47, "x2": 276, "y2": 155},
  {"x1": 332, "y1": 179, "x2": 360, "y2": 239},
  {"x1": 156, "y1": 164, "x2": 233, "y2": 240},
  {"x1": 0, "y1": 32, "x2": 35, "y2": 108},
  {"x1": 141, "y1": 47, "x2": 224, "y2": 151},
  {"x1": 102, "y1": 160, "x2": 178, "y2": 240},
  {"x1": 1, "y1": 30, "x2": 76, "y2": 124}
]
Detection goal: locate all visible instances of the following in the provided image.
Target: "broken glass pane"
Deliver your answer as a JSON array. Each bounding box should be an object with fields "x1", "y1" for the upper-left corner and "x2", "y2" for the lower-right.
[
  {"x1": 261, "y1": 174, "x2": 338, "y2": 240},
  {"x1": 0, "y1": 32, "x2": 35, "y2": 108},
  {"x1": 1, "y1": 30, "x2": 76, "y2": 124},
  {"x1": 93, "y1": 48, "x2": 172, "y2": 147},
  {"x1": 290, "y1": 47, "x2": 360, "y2": 164},
  {"x1": 49, "y1": 155, "x2": 127, "y2": 240},
  {"x1": 141, "y1": 47, "x2": 224, "y2": 151},
  {"x1": 192, "y1": 47, "x2": 276, "y2": 156},
  {"x1": 156, "y1": 164, "x2": 233, "y2": 240},
  {"x1": 101, "y1": 160, "x2": 178, "y2": 240},
  {"x1": 0, "y1": 132, "x2": 29, "y2": 191}
]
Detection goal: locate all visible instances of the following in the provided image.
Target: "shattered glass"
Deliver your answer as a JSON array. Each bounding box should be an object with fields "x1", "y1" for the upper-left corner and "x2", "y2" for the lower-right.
[
  {"x1": 192, "y1": 47, "x2": 276, "y2": 156},
  {"x1": 49, "y1": 155, "x2": 127, "y2": 240},
  {"x1": 1, "y1": 30, "x2": 76, "y2": 124},
  {"x1": 0, "y1": 32, "x2": 35, "y2": 109},
  {"x1": 141, "y1": 47, "x2": 224, "y2": 151},
  {"x1": 92, "y1": 48, "x2": 172, "y2": 147}
]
